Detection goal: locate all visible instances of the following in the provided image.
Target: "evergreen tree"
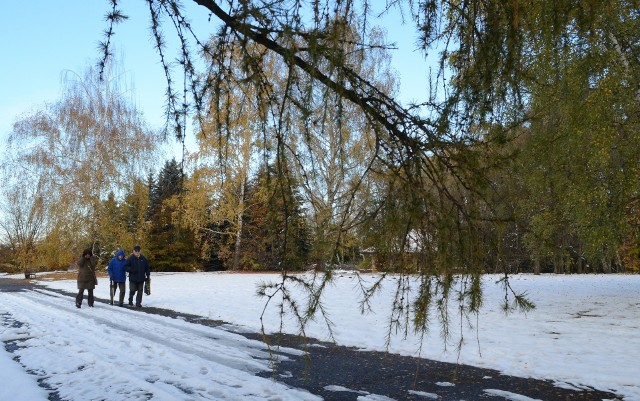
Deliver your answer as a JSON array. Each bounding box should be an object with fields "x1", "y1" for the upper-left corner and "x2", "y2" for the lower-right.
[
  {"x1": 121, "y1": 177, "x2": 151, "y2": 251},
  {"x1": 242, "y1": 163, "x2": 311, "y2": 271},
  {"x1": 147, "y1": 159, "x2": 198, "y2": 271},
  {"x1": 95, "y1": 191, "x2": 122, "y2": 258},
  {"x1": 145, "y1": 171, "x2": 159, "y2": 221}
]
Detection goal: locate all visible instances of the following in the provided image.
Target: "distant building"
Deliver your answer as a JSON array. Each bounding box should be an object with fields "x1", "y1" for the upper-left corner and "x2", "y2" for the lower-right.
[{"x1": 360, "y1": 230, "x2": 431, "y2": 272}]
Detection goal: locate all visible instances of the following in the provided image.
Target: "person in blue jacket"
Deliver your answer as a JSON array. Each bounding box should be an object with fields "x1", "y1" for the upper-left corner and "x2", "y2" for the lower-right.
[
  {"x1": 107, "y1": 249, "x2": 127, "y2": 306},
  {"x1": 124, "y1": 245, "x2": 151, "y2": 307}
]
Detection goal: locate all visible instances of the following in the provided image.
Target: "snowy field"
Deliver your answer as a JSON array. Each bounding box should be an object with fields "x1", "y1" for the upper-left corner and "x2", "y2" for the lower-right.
[{"x1": 1, "y1": 271, "x2": 639, "y2": 400}]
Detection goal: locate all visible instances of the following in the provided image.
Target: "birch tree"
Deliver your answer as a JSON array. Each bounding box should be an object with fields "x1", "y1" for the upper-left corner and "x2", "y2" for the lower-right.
[
  {"x1": 4, "y1": 62, "x2": 160, "y2": 265},
  {"x1": 183, "y1": 41, "x2": 273, "y2": 270}
]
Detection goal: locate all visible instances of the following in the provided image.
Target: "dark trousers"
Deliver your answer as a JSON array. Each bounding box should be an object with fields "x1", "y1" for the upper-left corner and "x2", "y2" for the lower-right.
[
  {"x1": 76, "y1": 289, "x2": 94, "y2": 307},
  {"x1": 129, "y1": 281, "x2": 144, "y2": 306},
  {"x1": 111, "y1": 282, "x2": 126, "y2": 304}
]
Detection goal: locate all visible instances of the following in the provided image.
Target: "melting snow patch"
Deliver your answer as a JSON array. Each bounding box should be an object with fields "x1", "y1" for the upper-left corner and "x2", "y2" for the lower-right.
[
  {"x1": 435, "y1": 382, "x2": 455, "y2": 387},
  {"x1": 483, "y1": 389, "x2": 542, "y2": 401},
  {"x1": 408, "y1": 389, "x2": 440, "y2": 399},
  {"x1": 0, "y1": 345, "x2": 49, "y2": 400},
  {"x1": 324, "y1": 385, "x2": 368, "y2": 394},
  {"x1": 553, "y1": 381, "x2": 589, "y2": 391},
  {"x1": 0, "y1": 330, "x2": 31, "y2": 342},
  {"x1": 357, "y1": 394, "x2": 397, "y2": 401}
]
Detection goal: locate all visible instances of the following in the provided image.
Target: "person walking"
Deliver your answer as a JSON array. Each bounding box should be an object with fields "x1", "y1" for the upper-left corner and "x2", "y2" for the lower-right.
[
  {"x1": 107, "y1": 249, "x2": 127, "y2": 306},
  {"x1": 124, "y1": 245, "x2": 150, "y2": 307},
  {"x1": 76, "y1": 248, "x2": 98, "y2": 308}
]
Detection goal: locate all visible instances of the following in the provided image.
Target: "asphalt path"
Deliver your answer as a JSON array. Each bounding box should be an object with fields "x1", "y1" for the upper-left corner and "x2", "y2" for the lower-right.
[{"x1": 0, "y1": 277, "x2": 623, "y2": 400}]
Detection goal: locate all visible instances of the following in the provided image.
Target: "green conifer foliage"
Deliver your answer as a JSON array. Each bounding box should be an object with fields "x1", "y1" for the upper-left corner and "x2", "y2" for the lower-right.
[{"x1": 146, "y1": 159, "x2": 199, "y2": 271}]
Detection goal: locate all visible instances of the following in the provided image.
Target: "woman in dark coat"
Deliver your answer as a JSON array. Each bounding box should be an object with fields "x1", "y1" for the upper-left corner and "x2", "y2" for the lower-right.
[{"x1": 76, "y1": 248, "x2": 98, "y2": 308}]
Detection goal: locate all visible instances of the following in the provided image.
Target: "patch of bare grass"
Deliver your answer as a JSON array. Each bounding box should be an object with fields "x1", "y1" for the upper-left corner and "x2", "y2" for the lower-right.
[{"x1": 34, "y1": 271, "x2": 109, "y2": 281}]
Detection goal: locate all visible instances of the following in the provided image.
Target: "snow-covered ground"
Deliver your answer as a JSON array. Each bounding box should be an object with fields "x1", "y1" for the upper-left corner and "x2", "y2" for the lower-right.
[{"x1": 1, "y1": 271, "x2": 638, "y2": 400}]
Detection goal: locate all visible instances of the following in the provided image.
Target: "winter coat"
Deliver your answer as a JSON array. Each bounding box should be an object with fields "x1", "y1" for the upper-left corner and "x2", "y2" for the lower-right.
[
  {"x1": 125, "y1": 254, "x2": 150, "y2": 283},
  {"x1": 77, "y1": 255, "x2": 98, "y2": 290},
  {"x1": 107, "y1": 250, "x2": 127, "y2": 283}
]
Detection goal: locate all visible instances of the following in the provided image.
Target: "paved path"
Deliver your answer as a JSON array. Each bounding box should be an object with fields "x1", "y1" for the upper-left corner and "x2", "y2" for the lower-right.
[{"x1": 0, "y1": 278, "x2": 623, "y2": 400}]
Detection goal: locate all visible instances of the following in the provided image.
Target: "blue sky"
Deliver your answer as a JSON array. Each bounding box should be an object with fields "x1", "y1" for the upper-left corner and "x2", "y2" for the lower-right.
[
  {"x1": 0, "y1": 0, "x2": 430, "y2": 159},
  {"x1": 0, "y1": 1, "x2": 197, "y2": 156}
]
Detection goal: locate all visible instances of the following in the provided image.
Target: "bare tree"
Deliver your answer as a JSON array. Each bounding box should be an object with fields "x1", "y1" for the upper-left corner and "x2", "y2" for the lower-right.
[{"x1": 0, "y1": 176, "x2": 48, "y2": 272}]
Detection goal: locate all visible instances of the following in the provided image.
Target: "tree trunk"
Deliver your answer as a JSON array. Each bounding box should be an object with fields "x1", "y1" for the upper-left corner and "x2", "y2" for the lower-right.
[
  {"x1": 601, "y1": 256, "x2": 612, "y2": 273},
  {"x1": 615, "y1": 251, "x2": 624, "y2": 273},
  {"x1": 554, "y1": 256, "x2": 563, "y2": 274},
  {"x1": 609, "y1": 31, "x2": 640, "y2": 104},
  {"x1": 232, "y1": 181, "x2": 246, "y2": 270},
  {"x1": 534, "y1": 258, "x2": 541, "y2": 275}
]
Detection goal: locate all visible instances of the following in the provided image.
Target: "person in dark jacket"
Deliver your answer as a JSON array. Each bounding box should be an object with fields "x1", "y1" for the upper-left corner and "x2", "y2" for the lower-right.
[
  {"x1": 76, "y1": 248, "x2": 98, "y2": 308},
  {"x1": 124, "y1": 245, "x2": 150, "y2": 307},
  {"x1": 107, "y1": 249, "x2": 127, "y2": 306}
]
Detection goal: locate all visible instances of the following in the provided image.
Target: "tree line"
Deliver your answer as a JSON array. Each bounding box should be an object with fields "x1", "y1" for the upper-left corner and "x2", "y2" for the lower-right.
[
  {"x1": 1, "y1": 2, "x2": 639, "y2": 278},
  {"x1": 1, "y1": 68, "x2": 637, "y2": 276}
]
